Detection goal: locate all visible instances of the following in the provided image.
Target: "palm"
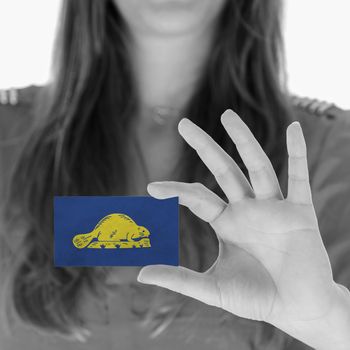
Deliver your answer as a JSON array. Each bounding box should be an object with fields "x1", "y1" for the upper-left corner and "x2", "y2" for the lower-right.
[
  {"x1": 138, "y1": 110, "x2": 337, "y2": 334},
  {"x1": 207, "y1": 199, "x2": 333, "y2": 324}
]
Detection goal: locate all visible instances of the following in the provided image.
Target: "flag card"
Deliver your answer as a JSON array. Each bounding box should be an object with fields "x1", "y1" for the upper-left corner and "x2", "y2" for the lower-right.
[{"x1": 54, "y1": 196, "x2": 179, "y2": 267}]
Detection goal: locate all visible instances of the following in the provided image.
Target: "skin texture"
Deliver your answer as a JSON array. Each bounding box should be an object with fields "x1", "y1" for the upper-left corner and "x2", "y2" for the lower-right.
[
  {"x1": 113, "y1": 0, "x2": 226, "y2": 37},
  {"x1": 138, "y1": 109, "x2": 350, "y2": 350},
  {"x1": 106, "y1": 0, "x2": 225, "y2": 286},
  {"x1": 113, "y1": 0, "x2": 224, "y2": 119}
]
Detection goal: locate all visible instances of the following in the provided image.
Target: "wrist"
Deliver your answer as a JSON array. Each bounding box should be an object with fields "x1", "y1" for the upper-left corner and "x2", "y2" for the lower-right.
[
  {"x1": 305, "y1": 282, "x2": 350, "y2": 350},
  {"x1": 275, "y1": 282, "x2": 350, "y2": 350},
  {"x1": 317, "y1": 282, "x2": 350, "y2": 350}
]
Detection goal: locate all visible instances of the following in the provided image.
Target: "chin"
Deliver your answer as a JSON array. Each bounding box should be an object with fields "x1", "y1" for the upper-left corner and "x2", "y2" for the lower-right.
[
  {"x1": 114, "y1": 0, "x2": 226, "y2": 37},
  {"x1": 144, "y1": 0, "x2": 206, "y2": 35}
]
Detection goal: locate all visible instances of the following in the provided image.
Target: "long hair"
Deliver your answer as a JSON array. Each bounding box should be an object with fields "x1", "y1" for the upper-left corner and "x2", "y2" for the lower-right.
[{"x1": 1, "y1": 0, "x2": 294, "y2": 347}]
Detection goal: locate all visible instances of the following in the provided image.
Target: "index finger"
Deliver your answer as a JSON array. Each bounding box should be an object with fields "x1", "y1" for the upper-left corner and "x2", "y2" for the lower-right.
[
  {"x1": 220, "y1": 110, "x2": 283, "y2": 200},
  {"x1": 178, "y1": 118, "x2": 253, "y2": 202}
]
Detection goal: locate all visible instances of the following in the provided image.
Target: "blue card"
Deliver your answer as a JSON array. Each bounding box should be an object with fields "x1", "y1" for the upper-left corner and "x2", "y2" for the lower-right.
[{"x1": 54, "y1": 196, "x2": 179, "y2": 267}]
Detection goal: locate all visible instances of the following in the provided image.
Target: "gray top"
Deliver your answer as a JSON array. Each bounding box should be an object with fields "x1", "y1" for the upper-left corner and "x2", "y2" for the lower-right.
[{"x1": 0, "y1": 85, "x2": 350, "y2": 350}]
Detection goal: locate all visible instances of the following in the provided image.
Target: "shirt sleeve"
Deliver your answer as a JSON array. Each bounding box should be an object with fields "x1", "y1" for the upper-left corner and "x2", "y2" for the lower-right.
[{"x1": 310, "y1": 117, "x2": 350, "y2": 289}]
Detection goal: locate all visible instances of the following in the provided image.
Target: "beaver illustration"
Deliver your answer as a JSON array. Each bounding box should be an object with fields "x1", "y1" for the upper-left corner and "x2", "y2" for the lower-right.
[{"x1": 72, "y1": 213, "x2": 151, "y2": 249}]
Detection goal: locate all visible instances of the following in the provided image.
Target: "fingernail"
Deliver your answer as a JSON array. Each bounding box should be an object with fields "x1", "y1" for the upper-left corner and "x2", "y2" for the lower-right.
[
  {"x1": 148, "y1": 182, "x2": 163, "y2": 186},
  {"x1": 224, "y1": 108, "x2": 235, "y2": 115},
  {"x1": 178, "y1": 117, "x2": 190, "y2": 126},
  {"x1": 221, "y1": 109, "x2": 237, "y2": 122},
  {"x1": 137, "y1": 271, "x2": 151, "y2": 284},
  {"x1": 137, "y1": 273, "x2": 145, "y2": 283},
  {"x1": 178, "y1": 118, "x2": 193, "y2": 133},
  {"x1": 147, "y1": 183, "x2": 162, "y2": 193}
]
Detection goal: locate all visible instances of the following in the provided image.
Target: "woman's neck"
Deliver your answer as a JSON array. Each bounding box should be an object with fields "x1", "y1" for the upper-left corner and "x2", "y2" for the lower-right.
[{"x1": 127, "y1": 26, "x2": 217, "y2": 124}]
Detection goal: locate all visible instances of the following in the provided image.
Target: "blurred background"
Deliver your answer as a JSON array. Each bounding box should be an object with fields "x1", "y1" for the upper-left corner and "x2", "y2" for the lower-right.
[{"x1": 0, "y1": 0, "x2": 349, "y2": 108}]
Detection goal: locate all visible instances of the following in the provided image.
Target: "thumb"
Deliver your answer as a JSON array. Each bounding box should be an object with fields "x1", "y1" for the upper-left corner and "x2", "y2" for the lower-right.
[{"x1": 137, "y1": 265, "x2": 220, "y2": 308}]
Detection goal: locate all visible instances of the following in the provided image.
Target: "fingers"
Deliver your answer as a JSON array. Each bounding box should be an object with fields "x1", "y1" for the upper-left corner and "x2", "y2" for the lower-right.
[
  {"x1": 220, "y1": 110, "x2": 283, "y2": 200},
  {"x1": 147, "y1": 181, "x2": 227, "y2": 224},
  {"x1": 137, "y1": 265, "x2": 221, "y2": 308},
  {"x1": 178, "y1": 118, "x2": 253, "y2": 202},
  {"x1": 286, "y1": 122, "x2": 312, "y2": 205}
]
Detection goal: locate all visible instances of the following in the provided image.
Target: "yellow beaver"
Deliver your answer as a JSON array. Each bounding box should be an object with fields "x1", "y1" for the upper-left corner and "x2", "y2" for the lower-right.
[{"x1": 72, "y1": 213, "x2": 151, "y2": 249}]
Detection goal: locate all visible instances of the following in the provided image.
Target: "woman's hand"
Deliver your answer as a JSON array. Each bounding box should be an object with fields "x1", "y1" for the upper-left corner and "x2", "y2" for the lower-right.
[{"x1": 137, "y1": 109, "x2": 350, "y2": 349}]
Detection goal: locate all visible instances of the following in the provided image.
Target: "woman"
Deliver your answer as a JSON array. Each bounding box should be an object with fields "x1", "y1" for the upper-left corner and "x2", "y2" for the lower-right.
[{"x1": 1, "y1": 0, "x2": 350, "y2": 349}]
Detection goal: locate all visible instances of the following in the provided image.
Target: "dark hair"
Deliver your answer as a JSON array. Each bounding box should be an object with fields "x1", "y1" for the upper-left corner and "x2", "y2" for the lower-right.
[{"x1": 2, "y1": 0, "x2": 294, "y2": 347}]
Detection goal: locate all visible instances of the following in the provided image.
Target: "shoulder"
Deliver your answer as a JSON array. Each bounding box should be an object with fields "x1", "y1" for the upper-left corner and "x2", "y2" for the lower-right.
[
  {"x1": 0, "y1": 85, "x2": 45, "y2": 142},
  {"x1": 292, "y1": 96, "x2": 350, "y2": 218},
  {"x1": 292, "y1": 94, "x2": 350, "y2": 182},
  {"x1": 292, "y1": 98, "x2": 350, "y2": 291},
  {"x1": 290, "y1": 95, "x2": 350, "y2": 218},
  {"x1": 291, "y1": 95, "x2": 350, "y2": 122},
  {"x1": 0, "y1": 85, "x2": 47, "y2": 198},
  {"x1": 291, "y1": 95, "x2": 350, "y2": 134},
  {"x1": 291, "y1": 95, "x2": 350, "y2": 166},
  {"x1": 0, "y1": 84, "x2": 44, "y2": 108}
]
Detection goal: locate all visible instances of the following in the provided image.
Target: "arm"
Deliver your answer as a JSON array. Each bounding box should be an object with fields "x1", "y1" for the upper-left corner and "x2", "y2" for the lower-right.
[{"x1": 137, "y1": 109, "x2": 350, "y2": 349}]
